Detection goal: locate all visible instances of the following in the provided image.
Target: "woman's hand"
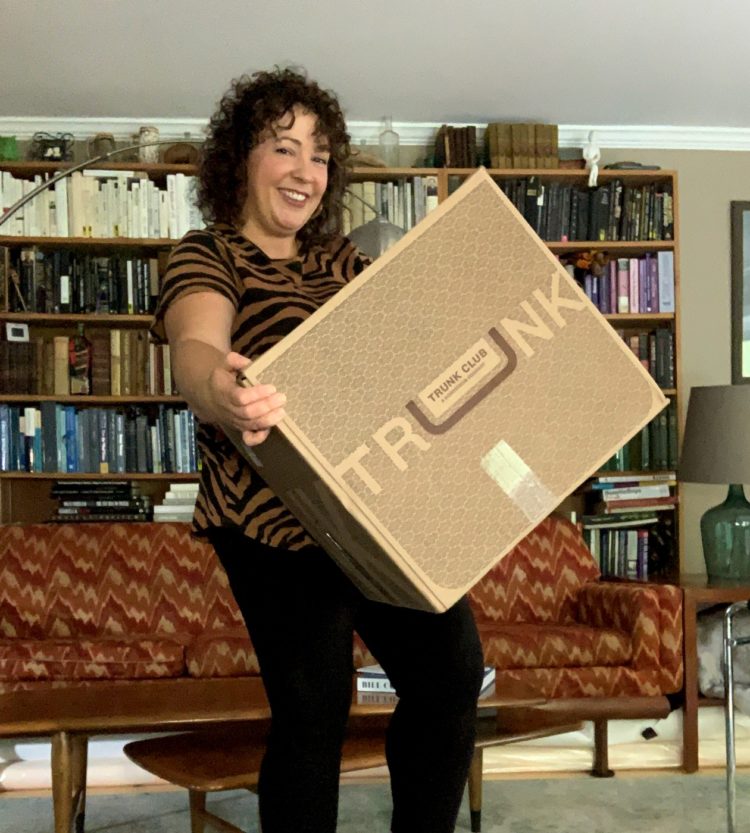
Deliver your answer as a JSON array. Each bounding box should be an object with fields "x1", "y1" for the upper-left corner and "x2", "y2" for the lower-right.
[{"x1": 208, "y1": 351, "x2": 287, "y2": 446}]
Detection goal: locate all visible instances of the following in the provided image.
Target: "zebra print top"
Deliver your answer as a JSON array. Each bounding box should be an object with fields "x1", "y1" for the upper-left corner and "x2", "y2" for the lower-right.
[{"x1": 151, "y1": 223, "x2": 370, "y2": 549}]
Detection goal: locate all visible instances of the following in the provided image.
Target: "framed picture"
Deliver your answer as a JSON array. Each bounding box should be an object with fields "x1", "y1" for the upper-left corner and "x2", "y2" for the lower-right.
[{"x1": 731, "y1": 201, "x2": 750, "y2": 383}]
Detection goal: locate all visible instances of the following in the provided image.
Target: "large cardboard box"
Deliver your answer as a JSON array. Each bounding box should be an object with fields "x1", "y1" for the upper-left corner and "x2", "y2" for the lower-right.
[{"x1": 229, "y1": 168, "x2": 667, "y2": 612}]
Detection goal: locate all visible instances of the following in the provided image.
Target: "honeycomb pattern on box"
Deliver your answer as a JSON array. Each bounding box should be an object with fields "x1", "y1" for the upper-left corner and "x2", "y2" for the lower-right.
[{"x1": 252, "y1": 178, "x2": 665, "y2": 589}]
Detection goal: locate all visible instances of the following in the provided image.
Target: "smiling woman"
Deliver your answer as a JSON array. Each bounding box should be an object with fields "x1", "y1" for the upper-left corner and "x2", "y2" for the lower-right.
[
  {"x1": 240, "y1": 106, "x2": 330, "y2": 257},
  {"x1": 147, "y1": 66, "x2": 485, "y2": 833}
]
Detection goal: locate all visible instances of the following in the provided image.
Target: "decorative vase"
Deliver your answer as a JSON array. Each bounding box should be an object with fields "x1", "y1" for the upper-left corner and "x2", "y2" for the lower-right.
[
  {"x1": 701, "y1": 484, "x2": 750, "y2": 580},
  {"x1": 138, "y1": 126, "x2": 160, "y2": 163}
]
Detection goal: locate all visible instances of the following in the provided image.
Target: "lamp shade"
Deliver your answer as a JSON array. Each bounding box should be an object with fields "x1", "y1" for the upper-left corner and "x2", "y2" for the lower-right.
[
  {"x1": 678, "y1": 385, "x2": 750, "y2": 484},
  {"x1": 347, "y1": 215, "x2": 405, "y2": 259}
]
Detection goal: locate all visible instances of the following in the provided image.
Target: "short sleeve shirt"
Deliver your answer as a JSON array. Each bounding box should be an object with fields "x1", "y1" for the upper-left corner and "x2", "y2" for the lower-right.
[{"x1": 150, "y1": 223, "x2": 370, "y2": 549}]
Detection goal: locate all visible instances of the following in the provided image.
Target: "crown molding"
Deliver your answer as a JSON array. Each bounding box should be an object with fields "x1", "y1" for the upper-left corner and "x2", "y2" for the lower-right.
[{"x1": 2, "y1": 116, "x2": 750, "y2": 151}]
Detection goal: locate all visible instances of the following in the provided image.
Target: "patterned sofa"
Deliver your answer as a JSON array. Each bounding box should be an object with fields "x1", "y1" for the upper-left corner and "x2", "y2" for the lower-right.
[{"x1": 0, "y1": 515, "x2": 682, "y2": 828}]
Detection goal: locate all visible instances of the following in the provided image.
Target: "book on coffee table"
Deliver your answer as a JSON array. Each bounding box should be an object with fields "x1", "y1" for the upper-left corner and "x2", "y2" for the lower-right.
[{"x1": 356, "y1": 663, "x2": 496, "y2": 695}]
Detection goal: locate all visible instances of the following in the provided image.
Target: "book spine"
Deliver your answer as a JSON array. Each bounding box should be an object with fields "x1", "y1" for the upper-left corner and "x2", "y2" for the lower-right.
[{"x1": 600, "y1": 484, "x2": 672, "y2": 501}]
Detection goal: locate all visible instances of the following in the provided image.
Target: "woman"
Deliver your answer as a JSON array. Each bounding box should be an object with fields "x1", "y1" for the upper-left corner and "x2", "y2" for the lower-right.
[{"x1": 151, "y1": 67, "x2": 484, "y2": 833}]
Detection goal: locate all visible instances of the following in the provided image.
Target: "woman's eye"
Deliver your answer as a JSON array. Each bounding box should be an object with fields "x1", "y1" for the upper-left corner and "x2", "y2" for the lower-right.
[{"x1": 313, "y1": 156, "x2": 329, "y2": 166}]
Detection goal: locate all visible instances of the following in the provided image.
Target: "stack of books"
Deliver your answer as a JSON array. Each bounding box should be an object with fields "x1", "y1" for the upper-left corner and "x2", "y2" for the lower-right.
[
  {"x1": 49, "y1": 480, "x2": 152, "y2": 522},
  {"x1": 152, "y1": 482, "x2": 199, "y2": 522},
  {"x1": 484, "y1": 123, "x2": 559, "y2": 169},
  {"x1": 581, "y1": 472, "x2": 677, "y2": 578},
  {"x1": 355, "y1": 664, "x2": 496, "y2": 704},
  {"x1": 588, "y1": 472, "x2": 677, "y2": 515}
]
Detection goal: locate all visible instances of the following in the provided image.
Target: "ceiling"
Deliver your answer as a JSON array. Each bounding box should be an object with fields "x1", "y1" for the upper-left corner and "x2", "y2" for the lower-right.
[{"x1": 2, "y1": 0, "x2": 749, "y2": 139}]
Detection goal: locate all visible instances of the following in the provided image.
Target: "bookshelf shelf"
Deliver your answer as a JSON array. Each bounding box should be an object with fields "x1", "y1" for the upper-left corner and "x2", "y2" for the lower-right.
[
  {"x1": 0, "y1": 394, "x2": 184, "y2": 404},
  {"x1": 604, "y1": 312, "x2": 675, "y2": 322},
  {"x1": 0, "y1": 236, "x2": 177, "y2": 248},
  {"x1": 0, "y1": 471, "x2": 198, "y2": 480},
  {"x1": 0, "y1": 312, "x2": 155, "y2": 325},
  {"x1": 547, "y1": 241, "x2": 674, "y2": 254}
]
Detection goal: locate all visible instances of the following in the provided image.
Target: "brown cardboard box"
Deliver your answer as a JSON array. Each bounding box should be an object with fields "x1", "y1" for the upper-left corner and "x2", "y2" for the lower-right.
[{"x1": 228, "y1": 168, "x2": 667, "y2": 612}]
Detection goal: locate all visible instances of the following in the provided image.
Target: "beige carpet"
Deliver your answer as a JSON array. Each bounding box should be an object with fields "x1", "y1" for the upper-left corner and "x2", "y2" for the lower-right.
[{"x1": 0, "y1": 772, "x2": 743, "y2": 833}]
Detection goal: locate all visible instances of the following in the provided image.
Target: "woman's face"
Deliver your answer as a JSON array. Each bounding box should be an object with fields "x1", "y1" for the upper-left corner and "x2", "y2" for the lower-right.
[{"x1": 240, "y1": 105, "x2": 330, "y2": 255}]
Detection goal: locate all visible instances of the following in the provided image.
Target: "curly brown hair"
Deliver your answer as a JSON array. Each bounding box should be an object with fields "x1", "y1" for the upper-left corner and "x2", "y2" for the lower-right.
[{"x1": 197, "y1": 67, "x2": 351, "y2": 250}]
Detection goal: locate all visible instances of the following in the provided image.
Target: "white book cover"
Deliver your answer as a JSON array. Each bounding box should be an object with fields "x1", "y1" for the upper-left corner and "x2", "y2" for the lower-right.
[
  {"x1": 168, "y1": 481, "x2": 200, "y2": 492},
  {"x1": 356, "y1": 664, "x2": 496, "y2": 694},
  {"x1": 601, "y1": 483, "x2": 671, "y2": 501},
  {"x1": 657, "y1": 251, "x2": 675, "y2": 313},
  {"x1": 150, "y1": 424, "x2": 163, "y2": 475},
  {"x1": 55, "y1": 178, "x2": 69, "y2": 237}
]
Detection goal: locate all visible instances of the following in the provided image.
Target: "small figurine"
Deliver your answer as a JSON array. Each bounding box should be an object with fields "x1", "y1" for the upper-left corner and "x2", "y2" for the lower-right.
[{"x1": 582, "y1": 130, "x2": 601, "y2": 188}]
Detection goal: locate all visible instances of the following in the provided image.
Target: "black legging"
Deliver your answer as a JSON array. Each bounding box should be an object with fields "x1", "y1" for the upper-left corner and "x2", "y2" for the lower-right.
[{"x1": 208, "y1": 527, "x2": 485, "y2": 833}]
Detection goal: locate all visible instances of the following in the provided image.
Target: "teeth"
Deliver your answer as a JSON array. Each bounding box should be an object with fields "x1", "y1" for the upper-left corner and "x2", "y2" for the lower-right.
[{"x1": 281, "y1": 189, "x2": 306, "y2": 202}]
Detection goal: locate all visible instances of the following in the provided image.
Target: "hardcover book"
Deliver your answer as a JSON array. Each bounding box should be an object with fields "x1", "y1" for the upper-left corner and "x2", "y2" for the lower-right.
[{"x1": 227, "y1": 168, "x2": 667, "y2": 612}]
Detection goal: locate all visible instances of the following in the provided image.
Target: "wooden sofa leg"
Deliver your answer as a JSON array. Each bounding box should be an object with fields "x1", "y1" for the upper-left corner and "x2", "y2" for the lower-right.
[
  {"x1": 592, "y1": 719, "x2": 614, "y2": 778},
  {"x1": 468, "y1": 747, "x2": 483, "y2": 833},
  {"x1": 51, "y1": 731, "x2": 88, "y2": 833}
]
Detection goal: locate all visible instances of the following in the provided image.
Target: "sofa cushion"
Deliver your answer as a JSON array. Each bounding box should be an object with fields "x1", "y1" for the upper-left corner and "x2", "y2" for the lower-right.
[
  {"x1": 186, "y1": 630, "x2": 260, "y2": 678},
  {"x1": 0, "y1": 638, "x2": 185, "y2": 681},
  {"x1": 479, "y1": 623, "x2": 631, "y2": 670}
]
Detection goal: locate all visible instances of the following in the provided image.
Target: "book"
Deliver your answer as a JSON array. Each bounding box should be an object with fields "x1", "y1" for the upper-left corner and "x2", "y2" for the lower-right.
[
  {"x1": 592, "y1": 479, "x2": 675, "y2": 489},
  {"x1": 356, "y1": 664, "x2": 496, "y2": 695},
  {"x1": 52, "y1": 336, "x2": 69, "y2": 396},
  {"x1": 595, "y1": 496, "x2": 678, "y2": 513},
  {"x1": 594, "y1": 473, "x2": 677, "y2": 486},
  {"x1": 657, "y1": 251, "x2": 675, "y2": 312},
  {"x1": 600, "y1": 484, "x2": 672, "y2": 501}
]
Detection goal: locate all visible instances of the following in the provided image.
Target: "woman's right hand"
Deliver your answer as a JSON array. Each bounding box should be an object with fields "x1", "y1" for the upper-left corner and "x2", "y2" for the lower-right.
[{"x1": 207, "y1": 351, "x2": 287, "y2": 447}]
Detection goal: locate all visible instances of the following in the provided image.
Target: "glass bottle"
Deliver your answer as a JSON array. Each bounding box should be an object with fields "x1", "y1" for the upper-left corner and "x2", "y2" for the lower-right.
[{"x1": 378, "y1": 117, "x2": 400, "y2": 167}]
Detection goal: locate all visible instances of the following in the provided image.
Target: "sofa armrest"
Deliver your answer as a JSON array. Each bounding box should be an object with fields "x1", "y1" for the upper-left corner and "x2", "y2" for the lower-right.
[{"x1": 575, "y1": 581, "x2": 682, "y2": 685}]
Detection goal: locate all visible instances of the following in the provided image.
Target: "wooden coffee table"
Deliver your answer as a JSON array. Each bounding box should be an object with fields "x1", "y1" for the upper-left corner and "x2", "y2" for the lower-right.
[{"x1": 125, "y1": 682, "x2": 580, "y2": 833}]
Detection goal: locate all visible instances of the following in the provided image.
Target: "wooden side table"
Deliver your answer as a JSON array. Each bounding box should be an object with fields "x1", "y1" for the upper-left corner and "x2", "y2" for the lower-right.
[{"x1": 679, "y1": 575, "x2": 750, "y2": 772}]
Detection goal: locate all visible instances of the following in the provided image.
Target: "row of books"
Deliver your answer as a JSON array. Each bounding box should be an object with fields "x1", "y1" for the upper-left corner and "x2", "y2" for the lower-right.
[
  {"x1": 580, "y1": 504, "x2": 677, "y2": 578},
  {"x1": 601, "y1": 402, "x2": 679, "y2": 473},
  {"x1": 7, "y1": 248, "x2": 161, "y2": 315},
  {"x1": 484, "y1": 122, "x2": 559, "y2": 169},
  {"x1": 498, "y1": 177, "x2": 674, "y2": 242},
  {"x1": 616, "y1": 327, "x2": 675, "y2": 388},
  {"x1": 343, "y1": 177, "x2": 439, "y2": 235},
  {"x1": 0, "y1": 330, "x2": 176, "y2": 397},
  {"x1": 0, "y1": 403, "x2": 198, "y2": 474},
  {"x1": 49, "y1": 480, "x2": 154, "y2": 523},
  {"x1": 47, "y1": 479, "x2": 199, "y2": 523},
  {"x1": 433, "y1": 125, "x2": 479, "y2": 169},
  {"x1": 584, "y1": 524, "x2": 652, "y2": 579},
  {"x1": 0, "y1": 170, "x2": 204, "y2": 239},
  {"x1": 570, "y1": 253, "x2": 675, "y2": 315}
]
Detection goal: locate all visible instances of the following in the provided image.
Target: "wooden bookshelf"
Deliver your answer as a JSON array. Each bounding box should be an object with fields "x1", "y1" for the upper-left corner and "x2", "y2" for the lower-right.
[{"x1": 0, "y1": 162, "x2": 682, "y2": 574}]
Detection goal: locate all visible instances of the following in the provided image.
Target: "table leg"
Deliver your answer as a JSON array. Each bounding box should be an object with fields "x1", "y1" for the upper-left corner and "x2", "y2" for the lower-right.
[
  {"x1": 468, "y1": 747, "x2": 483, "y2": 833},
  {"x1": 51, "y1": 731, "x2": 87, "y2": 833}
]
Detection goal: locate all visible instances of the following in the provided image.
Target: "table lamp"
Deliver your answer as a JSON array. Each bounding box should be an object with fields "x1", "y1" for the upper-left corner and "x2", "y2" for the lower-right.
[
  {"x1": 678, "y1": 384, "x2": 750, "y2": 580},
  {"x1": 345, "y1": 191, "x2": 405, "y2": 259}
]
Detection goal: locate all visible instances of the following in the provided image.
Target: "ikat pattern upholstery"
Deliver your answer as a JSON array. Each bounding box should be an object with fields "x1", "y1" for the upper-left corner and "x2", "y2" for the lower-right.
[{"x1": 0, "y1": 516, "x2": 682, "y2": 699}]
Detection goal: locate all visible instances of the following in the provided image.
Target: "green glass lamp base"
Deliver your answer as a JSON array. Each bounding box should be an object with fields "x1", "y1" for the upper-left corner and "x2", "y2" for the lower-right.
[{"x1": 701, "y1": 484, "x2": 750, "y2": 580}]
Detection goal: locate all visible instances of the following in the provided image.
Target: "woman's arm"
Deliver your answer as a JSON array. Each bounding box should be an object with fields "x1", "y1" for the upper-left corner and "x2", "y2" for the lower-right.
[{"x1": 164, "y1": 291, "x2": 286, "y2": 446}]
